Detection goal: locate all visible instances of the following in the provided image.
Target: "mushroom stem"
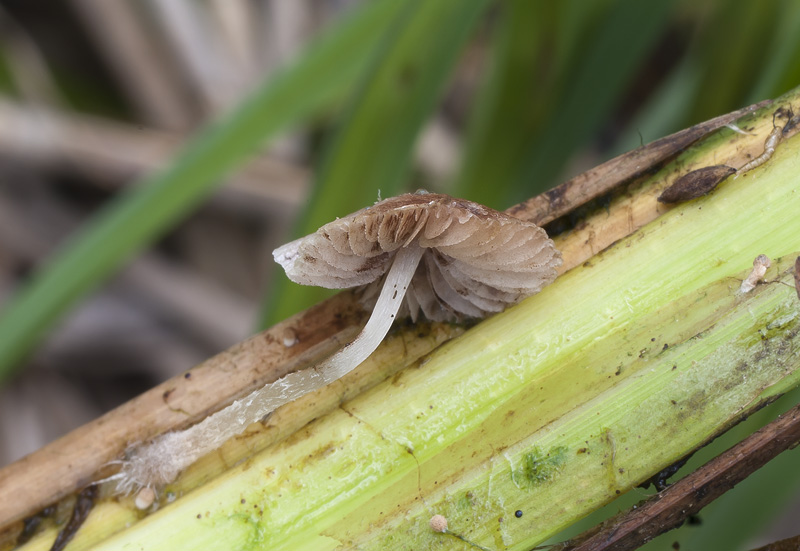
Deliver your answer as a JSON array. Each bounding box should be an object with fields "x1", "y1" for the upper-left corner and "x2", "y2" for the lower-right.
[
  {"x1": 110, "y1": 244, "x2": 425, "y2": 493},
  {"x1": 317, "y1": 243, "x2": 425, "y2": 382}
]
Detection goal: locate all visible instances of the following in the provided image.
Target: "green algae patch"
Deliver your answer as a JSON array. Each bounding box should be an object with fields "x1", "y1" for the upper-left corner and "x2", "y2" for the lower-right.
[{"x1": 511, "y1": 446, "x2": 568, "y2": 489}]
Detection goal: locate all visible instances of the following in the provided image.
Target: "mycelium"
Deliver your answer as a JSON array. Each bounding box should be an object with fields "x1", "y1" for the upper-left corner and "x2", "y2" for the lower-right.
[{"x1": 109, "y1": 191, "x2": 561, "y2": 494}]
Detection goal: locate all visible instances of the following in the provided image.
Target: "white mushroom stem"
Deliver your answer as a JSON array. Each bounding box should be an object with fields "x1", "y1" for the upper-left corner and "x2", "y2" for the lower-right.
[
  {"x1": 109, "y1": 244, "x2": 425, "y2": 494},
  {"x1": 316, "y1": 243, "x2": 425, "y2": 382}
]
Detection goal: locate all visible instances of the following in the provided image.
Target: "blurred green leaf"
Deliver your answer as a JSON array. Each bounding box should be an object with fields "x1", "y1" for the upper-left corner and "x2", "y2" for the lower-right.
[
  {"x1": 454, "y1": 0, "x2": 553, "y2": 208},
  {"x1": 687, "y1": 0, "x2": 779, "y2": 121},
  {"x1": 455, "y1": 0, "x2": 674, "y2": 209},
  {"x1": 262, "y1": 0, "x2": 491, "y2": 327},
  {"x1": 508, "y1": 0, "x2": 673, "y2": 203},
  {"x1": 745, "y1": 0, "x2": 800, "y2": 102},
  {"x1": 0, "y1": 0, "x2": 406, "y2": 381},
  {"x1": 0, "y1": 48, "x2": 17, "y2": 96},
  {"x1": 610, "y1": 54, "x2": 703, "y2": 156}
]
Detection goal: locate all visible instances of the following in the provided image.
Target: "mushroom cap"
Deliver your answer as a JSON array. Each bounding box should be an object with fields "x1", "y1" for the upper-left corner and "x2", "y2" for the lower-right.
[{"x1": 274, "y1": 192, "x2": 562, "y2": 322}]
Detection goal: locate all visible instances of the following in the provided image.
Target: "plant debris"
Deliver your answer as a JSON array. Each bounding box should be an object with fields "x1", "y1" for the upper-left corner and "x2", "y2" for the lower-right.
[
  {"x1": 658, "y1": 165, "x2": 736, "y2": 204},
  {"x1": 740, "y1": 254, "x2": 771, "y2": 294},
  {"x1": 49, "y1": 485, "x2": 97, "y2": 551}
]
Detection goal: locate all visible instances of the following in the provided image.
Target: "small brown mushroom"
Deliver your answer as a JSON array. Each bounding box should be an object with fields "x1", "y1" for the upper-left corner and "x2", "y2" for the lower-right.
[
  {"x1": 274, "y1": 191, "x2": 561, "y2": 373},
  {"x1": 111, "y1": 192, "x2": 560, "y2": 494}
]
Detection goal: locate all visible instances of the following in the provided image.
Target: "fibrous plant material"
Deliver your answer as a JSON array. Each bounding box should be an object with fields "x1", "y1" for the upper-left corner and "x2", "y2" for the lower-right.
[
  {"x1": 71, "y1": 100, "x2": 798, "y2": 550},
  {"x1": 110, "y1": 192, "x2": 561, "y2": 493},
  {"x1": 0, "y1": 98, "x2": 776, "y2": 534},
  {"x1": 2, "y1": 95, "x2": 797, "y2": 547}
]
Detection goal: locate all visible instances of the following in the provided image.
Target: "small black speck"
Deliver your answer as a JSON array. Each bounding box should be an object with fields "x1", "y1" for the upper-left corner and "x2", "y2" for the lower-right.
[
  {"x1": 515, "y1": 510, "x2": 523, "y2": 518},
  {"x1": 184, "y1": 372, "x2": 192, "y2": 379}
]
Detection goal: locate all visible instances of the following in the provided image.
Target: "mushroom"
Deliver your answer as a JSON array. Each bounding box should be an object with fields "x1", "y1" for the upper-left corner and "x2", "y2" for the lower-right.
[
  {"x1": 111, "y1": 192, "x2": 560, "y2": 494},
  {"x1": 274, "y1": 191, "x2": 562, "y2": 375}
]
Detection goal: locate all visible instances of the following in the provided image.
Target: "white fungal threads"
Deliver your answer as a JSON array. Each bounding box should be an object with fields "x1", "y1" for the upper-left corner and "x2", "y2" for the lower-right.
[
  {"x1": 109, "y1": 193, "x2": 561, "y2": 494},
  {"x1": 739, "y1": 254, "x2": 770, "y2": 293}
]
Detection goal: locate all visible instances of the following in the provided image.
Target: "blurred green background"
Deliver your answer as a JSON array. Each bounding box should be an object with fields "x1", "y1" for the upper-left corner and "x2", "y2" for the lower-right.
[{"x1": 0, "y1": 0, "x2": 799, "y2": 548}]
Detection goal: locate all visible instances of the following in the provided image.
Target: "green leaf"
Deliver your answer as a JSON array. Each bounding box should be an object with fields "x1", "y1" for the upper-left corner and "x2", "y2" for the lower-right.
[
  {"x1": 262, "y1": 0, "x2": 492, "y2": 326},
  {"x1": 0, "y1": 0, "x2": 406, "y2": 381},
  {"x1": 686, "y1": 0, "x2": 779, "y2": 121},
  {"x1": 454, "y1": 0, "x2": 553, "y2": 208},
  {"x1": 745, "y1": 0, "x2": 800, "y2": 102}
]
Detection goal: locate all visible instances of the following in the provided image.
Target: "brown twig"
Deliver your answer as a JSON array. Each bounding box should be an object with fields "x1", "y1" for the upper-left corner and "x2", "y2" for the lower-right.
[
  {"x1": 749, "y1": 534, "x2": 800, "y2": 551},
  {"x1": 507, "y1": 100, "x2": 770, "y2": 226},
  {"x1": 558, "y1": 403, "x2": 800, "y2": 551}
]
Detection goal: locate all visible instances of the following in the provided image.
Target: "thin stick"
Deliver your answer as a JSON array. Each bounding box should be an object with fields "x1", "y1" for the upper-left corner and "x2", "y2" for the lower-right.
[
  {"x1": 559, "y1": 402, "x2": 800, "y2": 551},
  {"x1": 507, "y1": 100, "x2": 770, "y2": 226}
]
